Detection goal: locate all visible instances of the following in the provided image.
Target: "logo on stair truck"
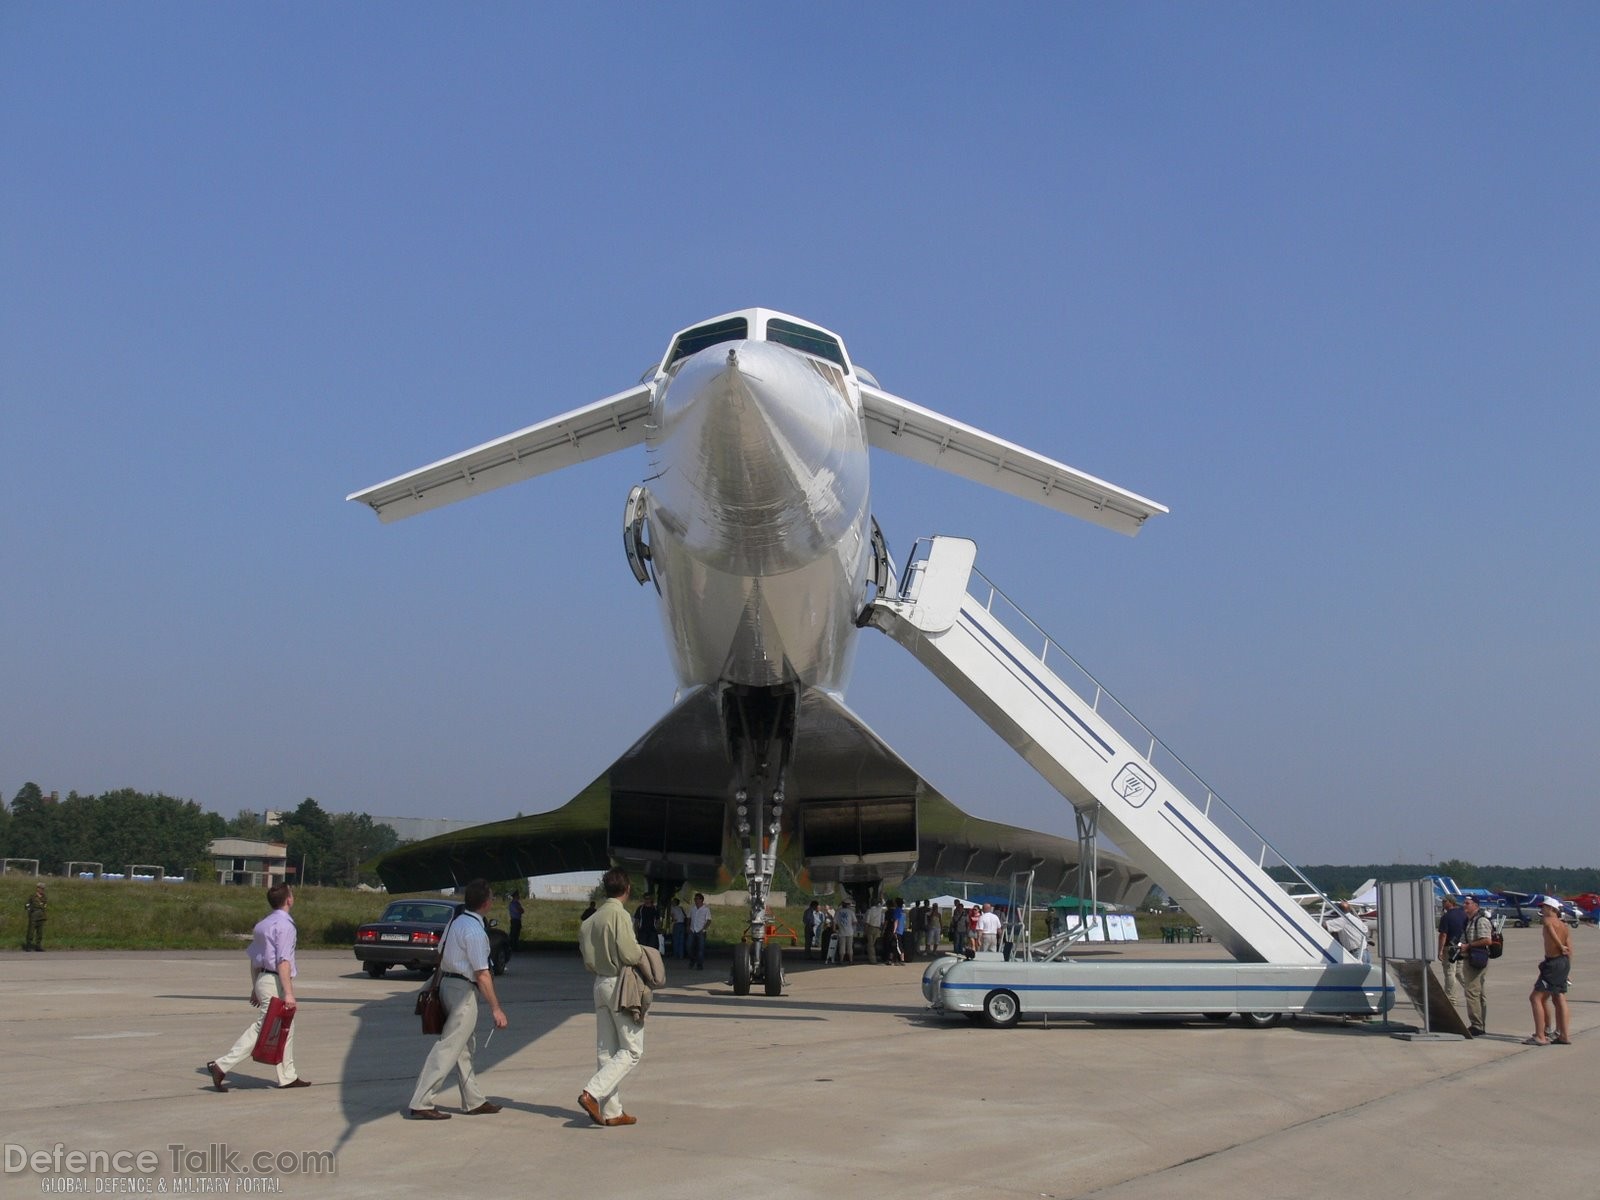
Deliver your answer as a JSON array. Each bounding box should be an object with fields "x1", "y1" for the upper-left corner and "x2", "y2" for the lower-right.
[{"x1": 1111, "y1": 763, "x2": 1157, "y2": 808}]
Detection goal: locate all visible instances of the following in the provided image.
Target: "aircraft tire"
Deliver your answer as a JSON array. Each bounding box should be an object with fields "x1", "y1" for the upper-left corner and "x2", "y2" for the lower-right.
[
  {"x1": 732, "y1": 945, "x2": 753, "y2": 996},
  {"x1": 1239, "y1": 1011, "x2": 1282, "y2": 1029},
  {"x1": 762, "y1": 943, "x2": 784, "y2": 996},
  {"x1": 982, "y1": 989, "x2": 1021, "y2": 1029}
]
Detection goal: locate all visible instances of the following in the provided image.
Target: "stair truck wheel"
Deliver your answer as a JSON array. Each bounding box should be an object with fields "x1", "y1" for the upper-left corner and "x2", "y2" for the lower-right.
[{"x1": 982, "y1": 989, "x2": 1021, "y2": 1028}]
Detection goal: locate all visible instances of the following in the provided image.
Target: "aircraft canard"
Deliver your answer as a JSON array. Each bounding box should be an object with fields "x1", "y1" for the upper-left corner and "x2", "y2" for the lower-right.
[{"x1": 371, "y1": 685, "x2": 1150, "y2": 905}]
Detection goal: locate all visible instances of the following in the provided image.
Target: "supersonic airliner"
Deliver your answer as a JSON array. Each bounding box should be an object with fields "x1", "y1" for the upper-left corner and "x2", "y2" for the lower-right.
[{"x1": 350, "y1": 309, "x2": 1165, "y2": 994}]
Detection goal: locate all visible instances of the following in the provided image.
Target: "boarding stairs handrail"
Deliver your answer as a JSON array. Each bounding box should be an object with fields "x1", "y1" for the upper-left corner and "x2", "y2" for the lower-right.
[{"x1": 896, "y1": 537, "x2": 1345, "y2": 931}]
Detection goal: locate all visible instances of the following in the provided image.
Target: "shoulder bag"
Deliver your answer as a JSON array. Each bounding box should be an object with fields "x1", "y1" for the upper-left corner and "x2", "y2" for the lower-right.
[
  {"x1": 415, "y1": 914, "x2": 463, "y2": 1035},
  {"x1": 1465, "y1": 915, "x2": 1491, "y2": 970}
]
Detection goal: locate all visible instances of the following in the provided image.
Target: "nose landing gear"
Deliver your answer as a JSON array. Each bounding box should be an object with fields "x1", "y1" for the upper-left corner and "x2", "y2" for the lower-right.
[{"x1": 722, "y1": 684, "x2": 797, "y2": 999}]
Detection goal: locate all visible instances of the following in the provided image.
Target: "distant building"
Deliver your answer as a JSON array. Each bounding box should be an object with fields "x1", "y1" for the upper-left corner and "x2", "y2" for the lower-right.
[{"x1": 207, "y1": 838, "x2": 289, "y2": 887}]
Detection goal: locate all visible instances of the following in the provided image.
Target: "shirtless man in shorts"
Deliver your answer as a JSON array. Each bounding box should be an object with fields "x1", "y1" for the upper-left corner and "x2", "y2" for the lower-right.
[{"x1": 1527, "y1": 896, "x2": 1573, "y2": 1045}]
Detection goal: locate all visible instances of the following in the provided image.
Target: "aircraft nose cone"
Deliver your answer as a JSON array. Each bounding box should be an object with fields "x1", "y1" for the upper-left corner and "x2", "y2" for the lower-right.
[{"x1": 650, "y1": 339, "x2": 867, "y2": 574}]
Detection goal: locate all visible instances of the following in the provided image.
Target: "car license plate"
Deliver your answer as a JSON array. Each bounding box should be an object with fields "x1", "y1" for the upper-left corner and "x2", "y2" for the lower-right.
[{"x1": 380, "y1": 933, "x2": 408, "y2": 942}]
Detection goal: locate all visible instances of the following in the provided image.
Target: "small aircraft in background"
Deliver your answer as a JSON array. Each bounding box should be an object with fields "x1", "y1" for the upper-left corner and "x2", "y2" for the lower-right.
[
  {"x1": 350, "y1": 309, "x2": 1165, "y2": 993},
  {"x1": 1494, "y1": 890, "x2": 1582, "y2": 927},
  {"x1": 1428, "y1": 875, "x2": 1581, "y2": 927},
  {"x1": 1570, "y1": 893, "x2": 1600, "y2": 924}
]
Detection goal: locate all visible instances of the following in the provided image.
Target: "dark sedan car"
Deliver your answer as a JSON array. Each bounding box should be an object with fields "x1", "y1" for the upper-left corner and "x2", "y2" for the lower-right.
[{"x1": 354, "y1": 899, "x2": 510, "y2": 978}]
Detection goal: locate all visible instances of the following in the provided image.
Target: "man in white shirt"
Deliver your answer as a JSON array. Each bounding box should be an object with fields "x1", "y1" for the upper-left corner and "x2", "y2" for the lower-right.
[
  {"x1": 1326, "y1": 902, "x2": 1370, "y2": 962},
  {"x1": 833, "y1": 900, "x2": 856, "y2": 963},
  {"x1": 408, "y1": 880, "x2": 509, "y2": 1120},
  {"x1": 687, "y1": 892, "x2": 712, "y2": 970},
  {"x1": 976, "y1": 904, "x2": 1003, "y2": 953},
  {"x1": 864, "y1": 898, "x2": 885, "y2": 964}
]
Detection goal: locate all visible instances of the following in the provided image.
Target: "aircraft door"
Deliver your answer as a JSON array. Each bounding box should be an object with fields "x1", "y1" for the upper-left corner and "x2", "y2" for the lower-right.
[
  {"x1": 623, "y1": 485, "x2": 659, "y2": 592},
  {"x1": 855, "y1": 516, "x2": 892, "y2": 625}
]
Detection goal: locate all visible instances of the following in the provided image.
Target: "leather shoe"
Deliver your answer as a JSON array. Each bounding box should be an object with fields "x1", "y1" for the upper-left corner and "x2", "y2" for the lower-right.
[
  {"x1": 278, "y1": 1078, "x2": 312, "y2": 1088},
  {"x1": 603, "y1": 1113, "x2": 637, "y2": 1127},
  {"x1": 465, "y1": 1102, "x2": 502, "y2": 1115},
  {"x1": 577, "y1": 1091, "x2": 603, "y2": 1125},
  {"x1": 409, "y1": 1108, "x2": 451, "y2": 1120},
  {"x1": 206, "y1": 1062, "x2": 229, "y2": 1091}
]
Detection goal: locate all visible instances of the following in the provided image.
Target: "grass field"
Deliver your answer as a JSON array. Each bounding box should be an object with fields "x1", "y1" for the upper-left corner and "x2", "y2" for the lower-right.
[{"x1": 0, "y1": 874, "x2": 1189, "y2": 952}]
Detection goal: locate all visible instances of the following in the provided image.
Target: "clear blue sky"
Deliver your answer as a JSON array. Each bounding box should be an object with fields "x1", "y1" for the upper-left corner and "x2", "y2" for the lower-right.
[{"x1": 3, "y1": 6, "x2": 1595, "y2": 870}]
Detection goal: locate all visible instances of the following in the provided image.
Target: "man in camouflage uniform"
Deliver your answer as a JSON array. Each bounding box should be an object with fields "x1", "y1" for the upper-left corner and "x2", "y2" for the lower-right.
[{"x1": 24, "y1": 883, "x2": 47, "y2": 951}]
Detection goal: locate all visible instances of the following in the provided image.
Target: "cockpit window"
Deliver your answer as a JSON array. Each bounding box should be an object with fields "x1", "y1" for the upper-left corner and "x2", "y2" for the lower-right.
[
  {"x1": 667, "y1": 317, "x2": 748, "y2": 366},
  {"x1": 765, "y1": 318, "x2": 847, "y2": 369}
]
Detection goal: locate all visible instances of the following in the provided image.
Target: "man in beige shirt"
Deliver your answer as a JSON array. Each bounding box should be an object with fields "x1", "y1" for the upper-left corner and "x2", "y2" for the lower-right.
[{"x1": 578, "y1": 867, "x2": 645, "y2": 1127}]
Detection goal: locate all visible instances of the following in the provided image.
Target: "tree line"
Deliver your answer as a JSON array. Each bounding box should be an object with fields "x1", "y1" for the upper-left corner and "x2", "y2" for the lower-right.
[{"x1": 0, "y1": 784, "x2": 399, "y2": 888}]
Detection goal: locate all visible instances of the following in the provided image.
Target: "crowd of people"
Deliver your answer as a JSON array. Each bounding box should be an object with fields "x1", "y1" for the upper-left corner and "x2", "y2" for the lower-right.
[
  {"x1": 618, "y1": 891, "x2": 1023, "y2": 968},
  {"x1": 797, "y1": 897, "x2": 1019, "y2": 964},
  {"x1": 629, "y1": 890, "x2": 713, "y2": 969}
]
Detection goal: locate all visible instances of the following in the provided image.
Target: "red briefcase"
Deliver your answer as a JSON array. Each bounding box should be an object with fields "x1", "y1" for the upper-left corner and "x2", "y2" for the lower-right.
[{"x1": 252, "y1": 996, "x2": 295, "y2": 1065}]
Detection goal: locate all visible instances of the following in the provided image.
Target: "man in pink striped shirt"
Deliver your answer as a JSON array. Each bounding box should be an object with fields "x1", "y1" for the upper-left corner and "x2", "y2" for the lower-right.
[{"x1": 206, "y1": 883, "x2": 309, "y2": 1091}]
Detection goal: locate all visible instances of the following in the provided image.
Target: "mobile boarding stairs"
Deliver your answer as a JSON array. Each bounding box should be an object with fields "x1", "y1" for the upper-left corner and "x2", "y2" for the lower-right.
[{"x1": 864, "y1": 536, "x2": 1460, "y2": 1030}]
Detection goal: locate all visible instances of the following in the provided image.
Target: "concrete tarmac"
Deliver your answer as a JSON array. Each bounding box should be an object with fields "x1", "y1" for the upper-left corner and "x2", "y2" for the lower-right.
[{"x1": 1, "y1": 923, "x2": 1589, "y2": 1200}]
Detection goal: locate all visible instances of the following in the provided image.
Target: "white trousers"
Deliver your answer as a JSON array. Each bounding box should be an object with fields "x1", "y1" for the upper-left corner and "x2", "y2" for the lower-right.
[
  {"x1": 584, "y1": 974, "x2": 645, "y2": 1120},
  {"x1": 215, "y1": 970, "x2": 299, "y2": 1086},
  {"x1": 409, "y1": 977, "x2": 486, "y2": 1112}
]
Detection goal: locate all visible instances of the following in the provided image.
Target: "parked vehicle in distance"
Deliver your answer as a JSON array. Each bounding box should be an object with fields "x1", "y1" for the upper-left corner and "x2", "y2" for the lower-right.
[{"x1": 354, "y1": 898, "x2": 509, "y2": 978}]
